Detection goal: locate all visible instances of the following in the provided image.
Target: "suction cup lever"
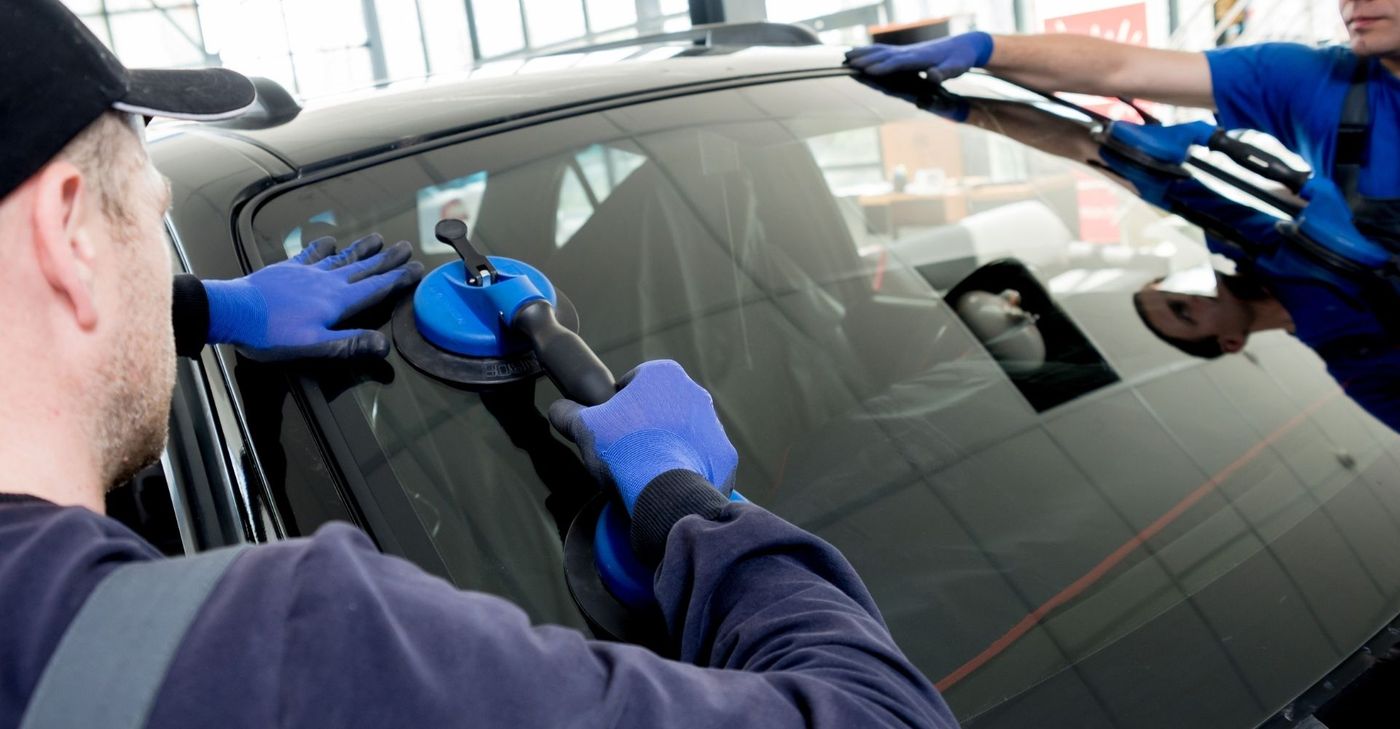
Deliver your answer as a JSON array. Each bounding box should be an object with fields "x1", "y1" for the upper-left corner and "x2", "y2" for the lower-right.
[
  {"x1": 436, "y1": 219, "x2": 497, "y2": 286},
  {"x1": 512, "y1": 300, "x2": 616, "y2": 406}
]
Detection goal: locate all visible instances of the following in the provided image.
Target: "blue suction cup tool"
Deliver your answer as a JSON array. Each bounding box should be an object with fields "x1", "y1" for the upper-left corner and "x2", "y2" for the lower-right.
[
  {"x1": 564, "y1": 487, "x2": 749, "y2": 650},
  {"x1": 392, "y1": 220, "x2": 579, "y2": 388},
  {"x1": 593, "y1": 501, "x2": 659, "y2": 610},
  {"x1": 397, "y1": 220, "x2": 669, "y2": 648},
  {"x1": 563, "y1": 492, "x2": 668, "y2": 650},
  {"x1": 1095, "y1": 121, "x2": 1195, "y2": 180}
]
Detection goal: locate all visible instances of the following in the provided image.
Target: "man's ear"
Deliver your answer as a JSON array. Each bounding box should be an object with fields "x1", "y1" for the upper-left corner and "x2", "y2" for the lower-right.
[
  {"x1": 28, "y1": 161, "x2": 99, "y2": 331},
  {"x1": 1220, "y1": 334, "x2": 1246, "y2": 354}
]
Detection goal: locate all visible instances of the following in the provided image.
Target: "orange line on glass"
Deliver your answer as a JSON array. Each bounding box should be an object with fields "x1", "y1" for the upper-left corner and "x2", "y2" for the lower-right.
[{"x1": 934, "y1": 389, "x2": 1338, "y2": 693}]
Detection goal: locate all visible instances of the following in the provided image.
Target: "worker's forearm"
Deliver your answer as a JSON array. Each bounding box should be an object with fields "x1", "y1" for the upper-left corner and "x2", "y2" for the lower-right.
[
  {"x1": 986, "y1": 34, "x2": 1132, "y2": 94},
  {"x1": 961, "y1": 98, "x2": 1103, "y2": 166},
  {"x1": 987, "y1": 34, "x2": 1214, "y2": 108},
  {"x1": 149, "y1": 505, "x2": 953, "y2": 727}
]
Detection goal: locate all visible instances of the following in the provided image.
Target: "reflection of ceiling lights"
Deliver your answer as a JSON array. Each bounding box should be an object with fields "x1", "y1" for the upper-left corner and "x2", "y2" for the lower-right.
[
  {"x1": 470, "y1": 60, "x2": 526, "y2": 79},
  {"x1": 1050, "y1": 269, "x2": 1088, "y2": 293},
  {"x1": 575, "y1": 48, "x2": 640, "y2": 67},
  {"x1": 633, "y1": 46, "x2": 685, "y2": 62},
  {"x1": 1156, "y1": 264, "x2": 1219, "y2": 297},
  {"x1": 1048, "y1": 268, "x2": 1132, "y2": 294},
  {"x1": 521, "y1": 54, "x2": 585, "y2": 73},
  {"x1": 1151, "y1": 242, "x2": 1179, "y2": 259},
  {"x1": 732, "y1": 46, "x2": 799, "y2": 56}
]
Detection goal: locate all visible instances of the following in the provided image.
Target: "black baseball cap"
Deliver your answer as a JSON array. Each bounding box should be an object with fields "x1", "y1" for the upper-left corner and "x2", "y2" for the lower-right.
[{"x1": 1, "y1": 0, "x2": 257, "y2": 201}]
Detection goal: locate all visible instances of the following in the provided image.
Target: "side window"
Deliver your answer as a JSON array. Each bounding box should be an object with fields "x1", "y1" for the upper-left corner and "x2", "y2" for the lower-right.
[
  {"x1": 555, "y1": 143, "x2": 646, "y2": 247},
  {"x1": 806, "y1": 128, "x2": 885, "y2": 192},
  {"x1": 418, "y1": 171, "x2": 488, "y2": 255},
  {"x1": 556, "y1": 165, "x2": 592, "y2": 246},
  {"x1": 280, "y1": 211, "x2": 340, "y2": 260},
  {"x1": 804, "y1": 115, "x2": 1079, "y2": 262}
]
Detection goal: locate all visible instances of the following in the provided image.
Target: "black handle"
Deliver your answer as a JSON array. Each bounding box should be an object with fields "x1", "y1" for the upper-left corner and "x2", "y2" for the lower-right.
[
  {"x1": 513, "y1": 300, "x2": 616, "y2": 406},
  {"x1": 435, "y1": 219, "x2": 496, "y2": 286},
  {"x1": 1208, "y1": 130, "x2": 1311, "y2": 195}
]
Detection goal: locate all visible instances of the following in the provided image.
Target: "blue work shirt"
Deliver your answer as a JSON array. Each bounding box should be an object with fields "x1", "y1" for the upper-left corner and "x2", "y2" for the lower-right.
[
  {"x1": 1206, "y1": 43, "x2": 1400, "y2": 198},
  {"x1": 1214, "y1": 233, "x2": 1400, "y2": 434},
  {"x1": 0, "y1": 476, "x2": 956, "y2": 729},
  {"x1": 1212, "y1": 227, "x2": 1400, "y2": 430},
  {"x1": 1143, "y1": 172, "x2": 1400, "y2": 432}
]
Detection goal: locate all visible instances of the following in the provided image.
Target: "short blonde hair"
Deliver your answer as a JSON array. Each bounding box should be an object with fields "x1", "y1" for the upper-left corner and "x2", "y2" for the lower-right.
[{"x1": 55, "y1": 111, "x2": 145, "y2": 229}]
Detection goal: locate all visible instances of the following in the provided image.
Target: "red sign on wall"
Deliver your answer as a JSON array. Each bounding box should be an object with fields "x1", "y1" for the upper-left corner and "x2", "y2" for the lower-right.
[
  {"x1": 1043, "y1": 3, "x2": 1152, "y2": 243},
  {"x1": 1045, "y1": 3, "x2": 1148, "y2": 43}
]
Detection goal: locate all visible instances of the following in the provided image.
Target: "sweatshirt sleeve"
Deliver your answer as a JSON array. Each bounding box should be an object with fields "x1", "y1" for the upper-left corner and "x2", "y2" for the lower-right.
[
  {"x1": 149, "y1": 482, "x2": 955, "y2": 729},
  {"x1": 648, "y1": 472, "x2": 956, "y2": 728},
  {"x1": 171, "y1": 274, "x2": 210, "y2": 358}
]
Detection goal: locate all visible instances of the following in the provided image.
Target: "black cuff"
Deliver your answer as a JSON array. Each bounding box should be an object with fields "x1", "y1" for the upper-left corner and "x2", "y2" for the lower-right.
[
  {"x1": 0, "y1": 493, "x2": 49, "y2": 505},
  {"x1": 172, "y1": 274, "x2": 210, "y2": 358},
  {"x1": 629, "y1": 470, "x2": 730, "y2": 566}
]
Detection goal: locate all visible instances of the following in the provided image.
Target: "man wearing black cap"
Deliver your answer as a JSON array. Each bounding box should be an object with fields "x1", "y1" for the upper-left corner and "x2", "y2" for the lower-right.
[
  {"x1": 0, "y1": 2, "x2": 955, "y2": 728},
  {"x1": 1, "y1": 0, "x2": 425, "y2": 363}
]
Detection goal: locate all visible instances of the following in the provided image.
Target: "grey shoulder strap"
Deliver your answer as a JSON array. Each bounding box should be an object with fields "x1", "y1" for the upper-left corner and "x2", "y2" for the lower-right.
[
  {"x1": 1334, "y1": 55, "x2": 1370, "y2": 208},
  {"x1": 19, "y1": 544, "x2": 252, "y2": 729}
]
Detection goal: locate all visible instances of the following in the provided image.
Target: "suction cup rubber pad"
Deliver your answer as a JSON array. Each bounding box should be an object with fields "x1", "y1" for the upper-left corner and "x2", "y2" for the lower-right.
[
  {"x1": 593, "y1": 501, "x2": 658, "y2": 610},
  {"x1": 562, "y1": 493, "x2": 668, "y2": 650},
  {"x1": 392, "y1": 288, "x2": 580, "y2": 389}
]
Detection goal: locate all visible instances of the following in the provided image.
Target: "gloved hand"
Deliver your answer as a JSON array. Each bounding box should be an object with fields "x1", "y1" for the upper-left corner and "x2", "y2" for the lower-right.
[
  {"x1": 548, "y1": 359, "x2": 738, "y2": 514},
  {"x1": 203, "y1": 233, "x2": 424, "y2": 361},
  {"x1": 845, "y1": 31, "x2": 994, "y2": 82}
]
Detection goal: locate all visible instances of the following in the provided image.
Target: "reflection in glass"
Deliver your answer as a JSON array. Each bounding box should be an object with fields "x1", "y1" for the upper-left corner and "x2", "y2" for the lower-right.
[
  {"x1": 250, "y1": 76, "x2": 1400, "y2": 729},
  {"x1": 1124, "y1": 176, "x2": 1400, "y2": 435},
  {"x1": 471, "y1": 0, "x2": 526, "y2": 57},
  {"x1": 522, "y1": 0, "x2": 586, "y2": 47},
  {"x1": 417, "y1": 172, "x2": 488, "y2": 255},
  {"x1": 419, "y1": 0, "x2": 475, "y2": 72},
  {"x1": 586, "y1": 0, "x2": 637, "y2": 31}
]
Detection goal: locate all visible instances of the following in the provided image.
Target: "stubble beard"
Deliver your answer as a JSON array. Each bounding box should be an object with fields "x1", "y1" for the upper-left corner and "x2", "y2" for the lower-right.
[
  {"x1": 96, "y1": 248, "x2": 175, "y2": 491},
  {"x1": 1349, "y1": 22, "x2": 1400, "y2": 59}
]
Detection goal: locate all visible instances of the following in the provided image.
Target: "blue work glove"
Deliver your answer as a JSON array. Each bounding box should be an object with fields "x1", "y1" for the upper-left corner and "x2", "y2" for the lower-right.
[
  {"x1": 547, "y1": 360, "x2": 738, "y2": 514},
  {"x1": 203, "y1": 234, "x2": 424, "y2": 361},
  {"x1": 845, "y1": 31, "x2": 994, "y2": 82}
]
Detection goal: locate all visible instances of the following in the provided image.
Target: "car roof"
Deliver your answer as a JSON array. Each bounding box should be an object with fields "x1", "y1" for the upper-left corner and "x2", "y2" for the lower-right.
[{"x1": 174, "y1": 45, "x2": 850, "y2": 173}]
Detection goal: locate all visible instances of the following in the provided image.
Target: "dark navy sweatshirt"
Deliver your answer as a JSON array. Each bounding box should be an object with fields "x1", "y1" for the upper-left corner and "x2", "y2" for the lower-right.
[{"x1": 0, "y1": 467, "x2": 956, "y2": 728}]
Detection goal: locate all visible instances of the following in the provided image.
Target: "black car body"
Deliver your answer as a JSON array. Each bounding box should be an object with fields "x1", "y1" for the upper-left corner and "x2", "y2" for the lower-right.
[{"x1": 127, "y1": 37, "x2": 1400, "y2": 729}]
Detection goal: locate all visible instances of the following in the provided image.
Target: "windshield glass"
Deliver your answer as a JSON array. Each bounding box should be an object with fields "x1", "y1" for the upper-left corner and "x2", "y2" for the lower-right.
[{"x1": 249, "y1": 74, "x2": 1400, "y2": 728}]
